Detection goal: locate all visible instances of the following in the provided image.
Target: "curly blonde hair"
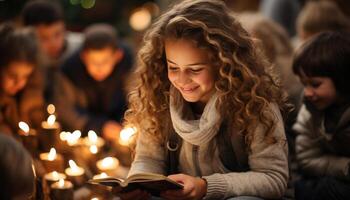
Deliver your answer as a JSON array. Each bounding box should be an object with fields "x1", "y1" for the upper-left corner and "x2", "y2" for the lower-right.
[{"x1": 125, "y1": 0, "x2": 288, "y2": 149}]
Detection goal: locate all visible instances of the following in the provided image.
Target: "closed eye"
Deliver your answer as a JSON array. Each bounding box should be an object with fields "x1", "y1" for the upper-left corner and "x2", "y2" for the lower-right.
[
  {"x1": 190, "y1": 68, "x2": 203, "y2": 73},
  {"x1": 168, "y1": 65, "x2": 178, "y2": 71}
]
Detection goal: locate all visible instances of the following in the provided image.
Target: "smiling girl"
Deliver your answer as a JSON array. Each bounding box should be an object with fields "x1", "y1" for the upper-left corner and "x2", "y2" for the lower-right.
[{"x1": 115, "y1": 0, "x2": 289, "y2": 199}]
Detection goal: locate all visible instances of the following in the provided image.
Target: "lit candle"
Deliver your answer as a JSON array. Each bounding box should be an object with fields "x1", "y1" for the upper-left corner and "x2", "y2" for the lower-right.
[
  {"x1": 18, "y1": 121, "x2": 38, "y2": 156},
  {"x1": 92, "y1": 172, "x2": 108, "y2": 180},
  {"x1": 43, "y1": 171, "x2": 67, "y2": 193},
  {"x1": 42, "y1": 114, "x2": 60, "y2": 129},
  {"x1": 50, "y1": 179, "x2": 73, "y2": 200},
  {"x1": 84, "y1": 130, "x2": 105, "y2": 147},
  {"x1": 119, "y1": 127, "x2": 137, "y2": 146},
  {"x1": 96, "y1": 157, "x2": 119, "y2": 175},
  {"x1": 40, "y1": 114, "x2": 61, "y2": 151},
  {"x1": 65, "y1": 160, "x2": 84, "y2": 176},
  {"x1": 44, "y1": 171, "x2": 66, "y2": 182},
  {"x1": 39, "y1": 148, "x2": 64, "y2": 172},
  {"x1": 65, "y1": 160, "x2": 85, "y2": 186},
  {"x1": 66, "y1": 130, "x2": 82, "y2": 146}
]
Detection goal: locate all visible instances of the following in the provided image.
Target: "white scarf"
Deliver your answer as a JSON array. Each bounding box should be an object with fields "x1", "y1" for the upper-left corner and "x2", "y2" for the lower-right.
[{"x1": 169, "y1": 87, "x2": 222, "y2": 146}]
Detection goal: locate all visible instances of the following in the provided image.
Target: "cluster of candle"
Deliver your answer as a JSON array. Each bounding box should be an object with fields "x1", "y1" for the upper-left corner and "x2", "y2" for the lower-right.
[{"x1": 17, "y1": 104, "x2": 141, "y2": 199}]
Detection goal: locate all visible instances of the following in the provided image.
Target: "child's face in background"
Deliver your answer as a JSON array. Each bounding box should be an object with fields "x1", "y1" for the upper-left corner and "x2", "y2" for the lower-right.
[
  {"x1": 165, "y1": 38, "x2": 216, "y2": 104},
  {"x1": 35, "y1": 21, "x2": 65, "y2": 60},
  {"x1": 81, "y1": 47, "x2": 119, "y2": 81},
  {"x1": 300, "y1": 76, "x2": 338, "y2": 110},
  {"x1": 0, "y1": 61, "x2": 33, "y2": 96}
]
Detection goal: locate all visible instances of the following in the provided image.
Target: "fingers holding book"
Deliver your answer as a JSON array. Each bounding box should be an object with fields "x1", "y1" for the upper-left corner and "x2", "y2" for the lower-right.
[{"x1": 160, "y1": 174, "x2": 207, "y2": 200}]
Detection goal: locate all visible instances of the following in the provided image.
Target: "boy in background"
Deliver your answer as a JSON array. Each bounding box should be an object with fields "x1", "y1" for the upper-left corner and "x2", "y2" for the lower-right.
[{"x1": 55, "y1": 24, "x2": 133, "y2": 141}]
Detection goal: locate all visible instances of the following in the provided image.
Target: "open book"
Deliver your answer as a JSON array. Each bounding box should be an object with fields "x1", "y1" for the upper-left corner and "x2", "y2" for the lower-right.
[{"x1": 88, "y1": 172, "x2": 184, "y2": 196}]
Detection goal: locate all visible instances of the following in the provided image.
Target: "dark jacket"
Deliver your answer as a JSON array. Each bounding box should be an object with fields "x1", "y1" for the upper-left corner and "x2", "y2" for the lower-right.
[
  {"x1": 54, "y1": 43, "x2": 133, "y2": 135},
  {"x1": 293, "y1": 102, "x2": 350, "y2": 177}
]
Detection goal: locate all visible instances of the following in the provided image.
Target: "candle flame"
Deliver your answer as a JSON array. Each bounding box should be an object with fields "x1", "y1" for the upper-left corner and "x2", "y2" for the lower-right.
[
  {"x1": 90, "y1": 145, "x2": 98, "y2": 154},
  {"x1": 88, "y1": 130, "x2": 98, "y2": 143},
  {"x1": 102, "y1": 157, "x2": 114, "y2": 167},
  {"x1": 69, "y1": 160, "x2": 79, "y2": 170},
  {"x1": 18, "y1": 121, "x2": 30, "y2": 133},
  {"x1": 58, "y1": 179, "x2": 65, "y2": 188},
  {"x1": 100, "y1": 172, "x2": 107, "y2": 178},
  {"x1": 47, "y1": 104, "x2": 56, "y2": 114},
  {"x1": 91, "y1": 198, "x2": 99, "y2": 200},
  {"x1": 60, "y1": 131, "x2": 69, "y2": 141},
  {"x1": 119, "y1": 127, "x2": 137, "y2": 145},
  {"x1": 48, "y1": 148, "x2": 57, "y2": 161},
  {"x1": 67, "y1": 130, "x2": 81, "y2": 146},
  {"x1": 47, "y1": 114, "x2": 56, "y2": 126},
  {"x1": 52, "y1": 171, "x2": 58, "y2": 179}
]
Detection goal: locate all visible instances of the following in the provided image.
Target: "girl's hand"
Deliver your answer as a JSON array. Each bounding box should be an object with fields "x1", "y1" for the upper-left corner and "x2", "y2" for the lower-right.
[
  {"x1": 160, "y1": 173, "x2": 207, "y2": 200},
  {"x1": 112, "y1": 187, "x2": 151, "y2": 200}
]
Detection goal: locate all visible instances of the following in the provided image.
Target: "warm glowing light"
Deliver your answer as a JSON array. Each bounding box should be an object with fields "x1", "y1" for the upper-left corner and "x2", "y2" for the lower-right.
[
  {"x1": 47, "y1": 115, "x2": 56, "y2": 126},
  {"x1": 91, "y1": 198, "x2": 99, "y2": 200},
  {"x1": 93, "y1": 172, "x2": 108, "y2": 179},
  {"x1": 90, "y1": 145, "x2": 98, "y2": 154},
  {"x1": 48, "y1": 148, "x2": 57, "y2": 161},
  {"x1": 129, "y1": 8, "x2": 152, "y2": 31},
  {"x1": 18, "y1": 121, "x2": 30, "y2": 134},
  {"x1": 88, "y1": 130, "x2": 98, "y2": 144},
  {"x1": 119, "y1": 127, "x2": 137, "y2": 146},
  {"x1": 52, "y1": 171, "x2": 59, "y2": 179},
  {"x1": 69, "y1": 160, "x2": 78, "y2": 170},
  {"x1": 60, "y1": 131, "x2": 70, "y2": 141},
  {"x1": 58, "y1": 178, "x2": 65, "y2": 188},
  {"x1": 47, "y1": 104, "x2": 56, "y2": 114},
  {"x1": 44, "y1": 171, "x2": 66, "y2": 181},
  {"x1": 66, "y1": 160, "x2": 85, "y2": 176},
  {"x1": 67, "y1": 130, "x2": 81, "y2": 146},
  {"x1": 96, "y1": 156, "x2": 119, "y2": 171}
]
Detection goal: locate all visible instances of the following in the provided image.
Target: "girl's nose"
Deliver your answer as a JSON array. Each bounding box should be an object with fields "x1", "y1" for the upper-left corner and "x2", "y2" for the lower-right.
[{"x1": 177, "y1": 71, "x2": 191, "y2": 84}]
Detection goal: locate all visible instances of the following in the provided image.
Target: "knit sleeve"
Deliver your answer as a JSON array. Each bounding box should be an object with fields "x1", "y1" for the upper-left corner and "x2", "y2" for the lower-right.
[{"x1": 203, "y1": 104, "x2": 289, "y2": 199}]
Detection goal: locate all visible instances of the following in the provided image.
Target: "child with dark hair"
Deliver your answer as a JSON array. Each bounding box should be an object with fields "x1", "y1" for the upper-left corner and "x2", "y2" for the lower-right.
[
  {"x1": 0, "y1": 133, "x2": 35, "y2": 199},
  {"x1": 21, "y1": 0, "x2": 83, "y2": 102},
  {"x1": 0, "y1": 23, "x2": 45, "y2": 136},
  {"x1": 54, "y1": 23, "x2": 133, "y2": 142},
  {"x1": 292, "y1": 31, "x2": 350, "y2": 200},
  {"x1": 21, "y1": 0, "x2": 82, "y2": 63}
]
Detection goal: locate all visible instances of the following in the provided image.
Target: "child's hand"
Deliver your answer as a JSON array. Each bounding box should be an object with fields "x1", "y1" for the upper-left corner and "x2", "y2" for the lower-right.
[
  {"x1": 112, "y1": 187, "x2": 151, "y2": 200},
  {"x1": 160, "y1": 173, "x2": 207, "y2": 200}
]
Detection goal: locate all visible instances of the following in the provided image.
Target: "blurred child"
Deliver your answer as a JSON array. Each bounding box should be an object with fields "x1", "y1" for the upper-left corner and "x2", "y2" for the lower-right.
[
  {"x1": 21, "y1": 0, "x2": 83, "y2": 102},
  {"x1": 55, "y1": 24, "x2": 133, "y2": 141},
  {"x1": 115, "y1": 0, "x2": 289, "y2": 199},
  {"x1": 0, "y1": 133, "x2": 35, "y2": 199},
  {"x1": 0, "y1": 23, "x2": 45, "y2": 136},
  {"x1": 21, "y1": 0, "x2": 82, "y2": 64},
  {"x1": 292, "y1": 31, "x2": 350, "y2": 200},
  {"x1": 239, "y1": 13, "x2": 303, "y2": 130},
  {"x1": 296, "y1": 0, "x2": 350, "y2": 45}
]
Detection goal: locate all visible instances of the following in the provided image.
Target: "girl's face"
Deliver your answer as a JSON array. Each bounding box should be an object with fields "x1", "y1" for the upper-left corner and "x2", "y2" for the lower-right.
[
  {"x1": 300, "y1": 75, "x2": 337, "y2": 110},
  {"x1": 0, "y1": 61, "x2": 33, "y2": 96},
  {"x1": 165, "y1": 38, "x2": 216, "y2": 104}
]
